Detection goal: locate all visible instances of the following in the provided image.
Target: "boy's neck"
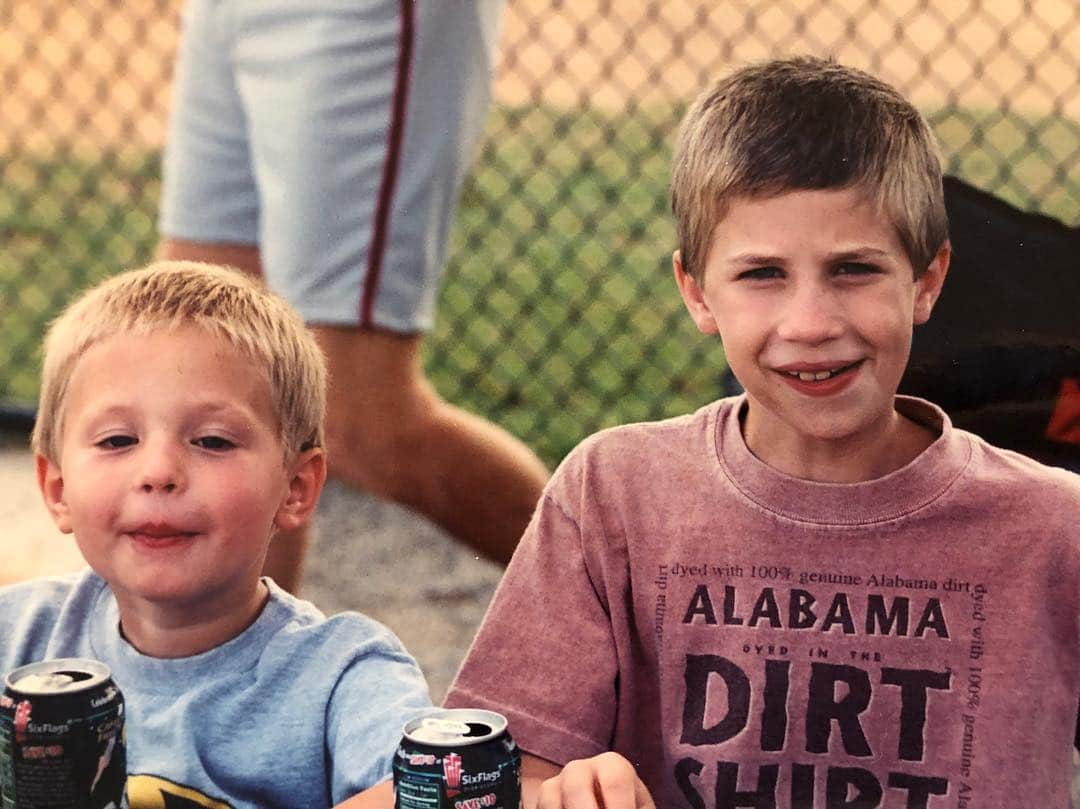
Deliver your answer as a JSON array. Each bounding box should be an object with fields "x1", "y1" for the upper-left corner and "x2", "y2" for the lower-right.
[
  {"x1": 741, "y1": 403, "x2": 937, "y2": 484},
  {"x1": 113, "y1": 579, "x2": 271, "y2": 659}
]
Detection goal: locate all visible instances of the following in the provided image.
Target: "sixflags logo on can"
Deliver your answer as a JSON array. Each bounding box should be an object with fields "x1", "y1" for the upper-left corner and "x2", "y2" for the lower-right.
[{"x1": 444, "y1": 751, "x2": 463, "y2": 791}]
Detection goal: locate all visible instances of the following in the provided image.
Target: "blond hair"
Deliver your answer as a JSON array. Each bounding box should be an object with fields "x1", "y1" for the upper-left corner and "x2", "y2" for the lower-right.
[
  {"x1": 32, "y1": 261, "x2": 326, "y2": 463},
  {"x1": 671, "y1": 56, "x2": 948, "y2": 282}
]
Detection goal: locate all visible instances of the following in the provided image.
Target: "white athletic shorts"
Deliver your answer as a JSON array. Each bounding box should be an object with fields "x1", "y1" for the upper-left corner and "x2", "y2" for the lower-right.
[{"x1": 159, "y1": 0, "x2": 504, "y2": 331}]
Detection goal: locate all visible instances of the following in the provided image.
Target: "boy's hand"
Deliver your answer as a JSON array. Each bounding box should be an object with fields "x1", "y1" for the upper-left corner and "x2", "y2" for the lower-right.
[{"x1": 525, "y1": 752, "x2": 656, "y2": 809}]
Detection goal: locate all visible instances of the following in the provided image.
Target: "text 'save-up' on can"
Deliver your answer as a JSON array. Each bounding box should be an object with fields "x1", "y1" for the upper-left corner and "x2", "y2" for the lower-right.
[
  {"x1": 394, "y1": 708, "x2": 521, "y2": 809},
  {"x1": 0, "y1": 658, "x2": 126, "y2": 809}
]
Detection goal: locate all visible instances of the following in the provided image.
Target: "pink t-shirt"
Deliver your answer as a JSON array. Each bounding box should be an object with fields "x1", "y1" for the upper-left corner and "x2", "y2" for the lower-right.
[{"x1": 446, "y1": 396, "x2": 1079, "y2": 808}]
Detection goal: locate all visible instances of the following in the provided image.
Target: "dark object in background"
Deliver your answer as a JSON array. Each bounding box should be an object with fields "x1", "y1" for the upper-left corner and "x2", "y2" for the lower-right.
[{"x1": 901, "y1": 176, "x2": 1079, "y2": 470}]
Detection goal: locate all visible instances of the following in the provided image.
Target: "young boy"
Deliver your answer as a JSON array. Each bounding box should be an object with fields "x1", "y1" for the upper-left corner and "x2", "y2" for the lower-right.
[
  {"x1": 444, "y1": 57, "x2": 1080, "y2": 807},
  {"x1": 0, "y1": 262, "x2": 431, "y2": 808}
]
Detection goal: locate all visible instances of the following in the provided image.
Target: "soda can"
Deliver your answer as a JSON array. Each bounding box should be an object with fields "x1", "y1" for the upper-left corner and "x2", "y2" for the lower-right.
[
  {"x1": 394, "y1": 708, "x2": 520, "y2": 809},
  {"x1": 0, "y1": 658, "x2": 126, "y2": 809}
]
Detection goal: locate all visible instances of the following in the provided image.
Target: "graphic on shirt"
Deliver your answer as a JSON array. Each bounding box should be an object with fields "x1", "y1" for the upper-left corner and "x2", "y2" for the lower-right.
[
  {"x1": 127, "y1": 774, "x2": 234, "y2": 809},
  {"x1": 656, "y1": 561, "x2": 988, "y2": 808}
]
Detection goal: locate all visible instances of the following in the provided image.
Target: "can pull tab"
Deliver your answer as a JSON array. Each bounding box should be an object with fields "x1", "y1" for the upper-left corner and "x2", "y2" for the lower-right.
[
  {"x1": 15, "y1": 673, "x2": 76, "y2": 692},
  {"x1": 418, "y1": 717, "x2": 472, "y2": 736}
]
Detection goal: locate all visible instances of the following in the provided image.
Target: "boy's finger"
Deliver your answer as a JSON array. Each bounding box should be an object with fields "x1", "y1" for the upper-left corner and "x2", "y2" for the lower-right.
[
  {"x1": 591, "y1": 754, "x2": 640, "y2": 808},
  {"x1": 535, "y1": 767, "x2": 598, "y2": 809},
  {"x1": 633, "y1": 777, "x2": 656, "y2": 809},
  {"x1": 535, "y1": 777, "x2": 570, "y2": 807},
  {"x1": 557, "y1": 759, "x2": 602, "y2": 808}
]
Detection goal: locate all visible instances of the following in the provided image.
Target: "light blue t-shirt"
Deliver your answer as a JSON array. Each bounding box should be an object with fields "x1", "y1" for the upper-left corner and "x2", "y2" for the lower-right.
[{"x1": 0, "y1": 570, "x2": 432, "y2": 808}]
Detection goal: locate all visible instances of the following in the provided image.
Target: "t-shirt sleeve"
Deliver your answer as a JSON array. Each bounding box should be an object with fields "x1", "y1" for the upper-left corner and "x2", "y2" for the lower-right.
[
  {"x1": 0, "y1": 574, "x2": 84, "y2": 673},
  {"x1": 444, "y1": 481, "x2": 620, "y2": 765},
  {"x1": 324, "y1": 623, "x2": 434, "y2": 802}
]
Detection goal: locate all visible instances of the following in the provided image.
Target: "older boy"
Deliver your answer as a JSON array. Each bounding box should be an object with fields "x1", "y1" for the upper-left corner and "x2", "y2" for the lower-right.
[
  {"x1": 444, "y1": 57, "x2": 1080, "y2": 807},
  {"x1": 0, "y1": 262, "x2": 430, "y2": 808}
]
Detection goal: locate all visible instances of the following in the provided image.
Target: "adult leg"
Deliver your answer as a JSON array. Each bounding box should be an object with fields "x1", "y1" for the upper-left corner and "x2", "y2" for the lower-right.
[
  {"x1": 231, "y1": 1, "x2": 546, "y2": 571},
  {"x1": 313, "y1": 325, "x2": 548, "y2": 565}
]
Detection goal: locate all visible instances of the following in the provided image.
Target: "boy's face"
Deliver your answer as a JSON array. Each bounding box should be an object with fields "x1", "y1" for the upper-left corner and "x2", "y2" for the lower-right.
[
  {"x1": 38, "y1": 325, "x2": 322, "y2": 623},
  {"x1": 675, "y1": 187, "x2": 948, "y2": 469}
]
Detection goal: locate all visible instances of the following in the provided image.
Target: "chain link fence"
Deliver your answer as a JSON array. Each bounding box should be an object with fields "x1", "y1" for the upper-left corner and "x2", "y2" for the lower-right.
[{"x1": 2, "y1": 0, "x2": 1077, "y2": 464}]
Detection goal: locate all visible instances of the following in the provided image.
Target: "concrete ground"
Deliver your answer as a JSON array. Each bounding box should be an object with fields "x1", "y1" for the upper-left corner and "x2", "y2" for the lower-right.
[{"x1": 0, "y1": 432, "x2": 500, "y2": 703}]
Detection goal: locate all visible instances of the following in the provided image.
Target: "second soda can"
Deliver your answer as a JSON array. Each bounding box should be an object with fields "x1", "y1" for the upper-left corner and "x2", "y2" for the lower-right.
[
  {"x1": 0, "y1": 658, "x2": 126, "y2": 809},
  {"x1": 394, "y1": 708, "x2": 520, "y2": 809}
]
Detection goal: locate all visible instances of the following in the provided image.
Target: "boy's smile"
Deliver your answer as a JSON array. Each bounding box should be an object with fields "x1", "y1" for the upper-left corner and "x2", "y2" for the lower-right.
[
  {"x1": 774, "y1": 359, "x2": 864, "y2": 396},
  {"x1": 675, "y1": 187, "x2": 949, "y2": 481},
  {"x1": 38, "y1": 325, "x2": 318, "y2": 652}
]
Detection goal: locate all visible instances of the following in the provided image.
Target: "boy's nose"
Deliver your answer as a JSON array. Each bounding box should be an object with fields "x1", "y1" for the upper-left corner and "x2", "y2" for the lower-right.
[
  {"x1": 136, "y1": 443, "x2": 186, "y2": 493},
  {"x1": 775, "y1": 285, "x2": 844, "y2": 344}
]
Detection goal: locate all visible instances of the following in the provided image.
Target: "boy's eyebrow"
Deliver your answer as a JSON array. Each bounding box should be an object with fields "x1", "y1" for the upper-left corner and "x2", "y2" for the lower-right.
[
  {"x1": 725, "y1": 247, "x2": 893, "y2": 266},
  {"x1": 827, "y1": 247, "x2": 892, "y2": 262},
  {"x1": 726, "y1": 252, "x2": 787, "y2": 267},
  {"x1": 77, "y1": 399, "x2": 258, "y2": 424},
  {"x1": 74, "y1": 402, "x2": 133, "y2": 421},
  {"x1": 188, "y1": 400, "x2": 249, "y2": 414},
  {"x1": 185, "y1": 399, "x2": 267, "y2": 427}
]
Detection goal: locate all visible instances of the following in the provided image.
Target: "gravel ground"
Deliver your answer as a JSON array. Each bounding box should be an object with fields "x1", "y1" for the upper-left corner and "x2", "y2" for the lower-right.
[{"x1": 301, "y1": 480, "x2": 502, "y2": 703}]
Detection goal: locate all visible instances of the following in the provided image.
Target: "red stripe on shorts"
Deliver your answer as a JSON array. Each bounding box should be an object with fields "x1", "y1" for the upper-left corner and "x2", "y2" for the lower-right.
[{"x1": 360, "y1": 0, "x2": 415, "y2": 326}]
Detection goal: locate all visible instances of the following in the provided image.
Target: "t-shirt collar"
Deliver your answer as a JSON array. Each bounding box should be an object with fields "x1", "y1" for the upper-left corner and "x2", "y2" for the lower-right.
[{"x1": 714, "y1": 395, "x2": 971, "y2": 526}]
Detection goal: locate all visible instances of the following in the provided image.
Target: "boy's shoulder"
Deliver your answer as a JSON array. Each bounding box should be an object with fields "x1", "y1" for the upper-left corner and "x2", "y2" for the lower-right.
[
  {"x1": 259, "y1": 579, "x2": 418, "y2": 670},
  {"x1": 0, "y1": 569, "x2": 100, "y2": 620},
  {"x1": 251, "y1": 583, "x2": 432, "y2": 780},
  {"x1": 564, "y1": 398, "x2": 730, "y2": 472},
  {"x1": 894, "y1": 398, "x2": 1079, "y2": 526},
  {"x1": 0, "y1": 570, "x2": 88, "y2": 601},
  {"x1": 0, "y1": 569, "x2": 103, "y2": 672},
  {"x1": 960, "y1": 429, "x2": 1080, "y2": 507}
]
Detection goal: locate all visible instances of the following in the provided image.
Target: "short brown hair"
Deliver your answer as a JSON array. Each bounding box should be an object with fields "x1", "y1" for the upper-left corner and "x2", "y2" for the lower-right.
[
  {"x1": 671, "y1": 56, "x2": 948, "y2": 282},
  {"x1": 33, "y1": 261, "x2": 326, "y2": 464}
]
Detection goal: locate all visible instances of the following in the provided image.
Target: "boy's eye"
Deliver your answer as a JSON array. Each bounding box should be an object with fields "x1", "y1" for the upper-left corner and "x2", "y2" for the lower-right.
[
  {"x1": 835, "y1": 262, "x2": 880, "y2": 276},
  {"x1": 737, "y1": 266, "x2": 783, "y2": 281},
  {"x1": 193, "y1": 436, "x2": 235, "y2": 451},
  {"x1": 96, "y1": 435, "x2": 137, "y2": 449}
]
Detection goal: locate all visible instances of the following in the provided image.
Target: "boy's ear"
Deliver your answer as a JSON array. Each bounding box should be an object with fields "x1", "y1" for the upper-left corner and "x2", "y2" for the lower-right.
[
  {"x1": 912, "y1": 240, "x2": 951, "y2": 325},
  {"x1": 673, "y1": 250, "x2": 720, "y2": 335},
  {"x1": 36, "y1": 455, "x2": 73, "y2": 534},
  {"x1": 274, "y1": 448, "x2": 327, "y2": 532}
]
